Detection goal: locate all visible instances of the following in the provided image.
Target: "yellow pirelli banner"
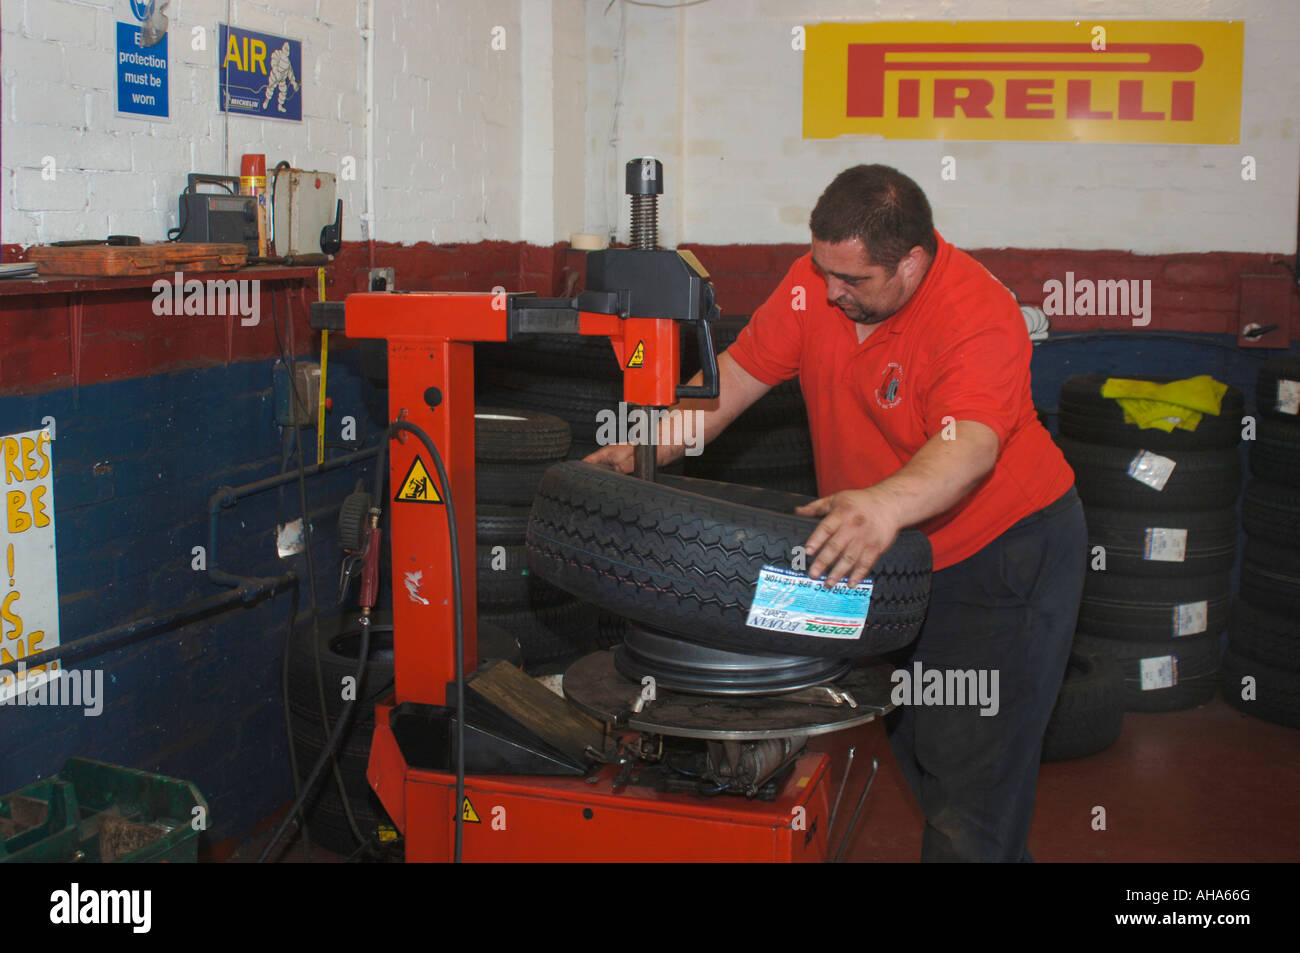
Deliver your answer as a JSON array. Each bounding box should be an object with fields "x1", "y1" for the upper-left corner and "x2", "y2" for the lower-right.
[{"x1": 803, "y1": 21, "x2": 1243, "y2": 144}]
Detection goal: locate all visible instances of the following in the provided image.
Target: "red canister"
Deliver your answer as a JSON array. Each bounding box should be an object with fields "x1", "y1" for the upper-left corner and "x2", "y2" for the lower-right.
[{"x1": 240, "y1": 153, "x2": 269, "y2": 257}]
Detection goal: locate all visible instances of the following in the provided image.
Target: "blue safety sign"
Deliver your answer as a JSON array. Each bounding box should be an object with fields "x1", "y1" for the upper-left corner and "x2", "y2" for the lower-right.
[
  {"x1": 219, "y1": 25, "x2": 303, "y2": 121},
  {"x1": 115, "y1": 21, "x2": 169, "y2": 119}
]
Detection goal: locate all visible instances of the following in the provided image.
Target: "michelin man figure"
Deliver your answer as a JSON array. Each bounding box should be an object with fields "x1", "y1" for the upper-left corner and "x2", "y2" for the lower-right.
[{"x1": 262, "y1": 42, "x2": 299, "y2": 113}]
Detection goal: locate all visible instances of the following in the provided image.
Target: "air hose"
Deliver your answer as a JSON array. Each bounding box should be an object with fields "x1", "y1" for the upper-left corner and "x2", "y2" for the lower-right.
[
  {"x1": 261, "y1": 420, "x2": 465, "y2": 863},
  {"x1": 261, "y1": 436, "x2": 388, "y2": 863}
]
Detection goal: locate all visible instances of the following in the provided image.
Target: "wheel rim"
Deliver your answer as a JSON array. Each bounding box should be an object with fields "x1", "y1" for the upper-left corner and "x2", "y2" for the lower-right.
[{"x1": 613, "y1": 621, "x2": 848, "y2": 696}]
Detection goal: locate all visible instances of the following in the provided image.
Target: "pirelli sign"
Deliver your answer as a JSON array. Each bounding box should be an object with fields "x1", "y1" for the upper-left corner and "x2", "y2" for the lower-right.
[{"x1": 803, "y1": 21, "x2": 1243, "y2": 144}]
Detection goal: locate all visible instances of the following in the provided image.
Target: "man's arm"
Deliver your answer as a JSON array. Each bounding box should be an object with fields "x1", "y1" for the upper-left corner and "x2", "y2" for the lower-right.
[
  {"x1": 584, "y1": 351, "x2": 773, "y2": 473},
  {"x1": 796, "y1": 420, "x2": 999, "y2": 587}
]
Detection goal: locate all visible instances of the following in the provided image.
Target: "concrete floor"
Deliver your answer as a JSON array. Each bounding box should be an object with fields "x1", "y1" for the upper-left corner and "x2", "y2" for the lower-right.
[{"x1": 812, "y1": 692, "x2": 1300, "y2": 862}]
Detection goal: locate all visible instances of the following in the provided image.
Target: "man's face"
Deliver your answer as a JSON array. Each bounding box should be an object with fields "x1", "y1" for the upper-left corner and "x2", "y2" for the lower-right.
[{"x1": 810, "y1": 237, "x2": 925, "y2": 325}]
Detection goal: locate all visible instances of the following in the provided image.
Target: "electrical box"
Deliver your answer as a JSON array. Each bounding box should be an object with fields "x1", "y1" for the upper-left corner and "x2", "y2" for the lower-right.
[
  {"x1": 274, "y1": 361, "x2": 321, "y2": 428},
  {"x1": 272, "y1": 169, "x2": 338, "y2": 257}
]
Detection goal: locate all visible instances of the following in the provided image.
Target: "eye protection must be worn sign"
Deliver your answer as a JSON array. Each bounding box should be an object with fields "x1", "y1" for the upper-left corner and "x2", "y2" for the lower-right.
[
  {"x1": 0, "y1": 429, "x2": 60, "y2": 703},
  {"x1": 116, "y1": 20, "x2": 169, "y2": 119},
  {"x1": 802, "y1": 20, "x2": 1243, "y2": 144}
]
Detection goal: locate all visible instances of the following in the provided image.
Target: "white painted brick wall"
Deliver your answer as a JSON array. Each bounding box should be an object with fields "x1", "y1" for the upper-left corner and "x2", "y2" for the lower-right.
[
  {"x1": 2, "y1": 0, "x2": 525, "y2": 246},
  {"x1": 373, "y1": 0, "x2": 522, "y2": 244},
  {"x1": 586, "y1": 0, "x2": 1300, "y2": 254},
  {"x1": 19, "y1": 0, "x2": 1289, "y2": 255}
]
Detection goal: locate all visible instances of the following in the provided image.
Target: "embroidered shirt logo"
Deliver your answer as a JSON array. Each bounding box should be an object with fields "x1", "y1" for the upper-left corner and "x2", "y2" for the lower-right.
[{"x1": 876, "y1": 362, "x2": 904, "y2": 409}]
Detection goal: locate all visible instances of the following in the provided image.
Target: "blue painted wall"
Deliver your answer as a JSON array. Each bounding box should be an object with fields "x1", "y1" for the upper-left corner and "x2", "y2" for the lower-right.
[
  {"x1": 0, "y1": 347, "x2": 387, "y2": 846},
  {"x1": 1030, "y1": 331, "x2": 1286, "y2": 418}
]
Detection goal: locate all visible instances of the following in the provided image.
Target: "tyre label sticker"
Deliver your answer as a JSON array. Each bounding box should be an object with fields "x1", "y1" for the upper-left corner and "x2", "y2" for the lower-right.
[
  {"x1": 746, "y1": 565, "x2": 872, "y2": 639},
  {"x1": 1172, "y1": 600, "x2": 1208, "y2": 636},
  {"x1": 1276, "y1": 379, "x2": 1300, "y2": 415},
  {"x1": 1127, "y1": 450, "x2": 1176, "y2": 491},
  {"x1": 1143, "y1": 527, "x2": 1187, "y2": 562},
  {"x1": 1139, "y1": 654, "x2": 1178, "y2": 691}
]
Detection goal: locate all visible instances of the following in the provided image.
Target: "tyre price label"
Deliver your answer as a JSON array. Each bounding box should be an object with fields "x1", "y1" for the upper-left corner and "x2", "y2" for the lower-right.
[
  {"x1": 1127, "y1": 450, "x2": 1176, "y2": 491},
  {"x1": 1276, "y1": 378, "x2": 1300, "y2": 415},
  {"x1": 746, "y1": 565, "x2": 872, "y2": 639},
  {"x1": 1172, "y1": 600, "x2": 1207, "y2": 636},
  {"x1": 1139, "y1": 654, "x2": 1178, "y2": 691},
  {"x1": 1143, "y1": 527, "x2": 1188, "y2": 562}
]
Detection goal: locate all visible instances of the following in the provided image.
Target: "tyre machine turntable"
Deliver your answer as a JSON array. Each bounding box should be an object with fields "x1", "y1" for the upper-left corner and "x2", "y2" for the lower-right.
[{"x1": 309, "y1": 160, "x2": 897, "y2": 862}]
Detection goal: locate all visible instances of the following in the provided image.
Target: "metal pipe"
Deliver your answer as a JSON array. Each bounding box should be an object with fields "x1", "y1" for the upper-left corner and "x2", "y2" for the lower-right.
[
  {"x1": 827, "y1": 746, "x2": 856, "y2": 838},
  {"x1": 832, "y1": 756, "x2": 879, "y2": 863},
  {"x1": 632, "y1": 423, "x2": 657, "y2": 482},
  {"x1": 208, "y1": 445, "x2": 379, "y2": 588},
  {"x1": 4, "y1": 444, "x2": 379, "y2": 676},
  {"x1": 3, "y1": 574, "x2": 295, "y2": 674}
]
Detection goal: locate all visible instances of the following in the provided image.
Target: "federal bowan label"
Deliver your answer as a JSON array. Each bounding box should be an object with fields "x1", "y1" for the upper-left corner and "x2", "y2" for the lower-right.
[
  {"x1": 1173, "y1": 600, "x2": 1208, "y2": 636},
  {"x1": 1276, "y1": 379, "x2": 1300, "y2": 416},
  {"x1": 1127, "y1": 450, "x2": 1177, "y2": 491},
  {"x1": 1139, "y1": 654, "x2": 1178, "y2": 691},
  {"x1": 745, "y1": 565, "x2": 872, "y2": 639},
  {"x1": 1143, "y1": 527, "x2": 1188, "y2": 562}
]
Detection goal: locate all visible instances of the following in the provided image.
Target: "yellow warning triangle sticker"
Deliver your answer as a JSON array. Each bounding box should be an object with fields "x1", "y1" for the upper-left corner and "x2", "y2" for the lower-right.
[
  {"x1": 395, "y1": 456, "x2": 443, "y2": 504},
  {"x1": 627, "y1": 340, "x2": 646, "y2": 368},
  {"x1": 461, "y1": 797, "x2": 482, "y2": 824}
]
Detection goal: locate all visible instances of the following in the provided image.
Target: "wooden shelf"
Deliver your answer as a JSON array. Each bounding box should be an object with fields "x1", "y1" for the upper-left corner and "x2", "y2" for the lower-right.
[{"x1": 0, "y1": 266, "x2": 319, "y2": 298}]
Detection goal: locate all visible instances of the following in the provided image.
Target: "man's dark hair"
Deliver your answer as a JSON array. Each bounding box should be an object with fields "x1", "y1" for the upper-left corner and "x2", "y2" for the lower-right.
[{"x1": 809, "y1": 165, "x2": 937, "y2": 273}]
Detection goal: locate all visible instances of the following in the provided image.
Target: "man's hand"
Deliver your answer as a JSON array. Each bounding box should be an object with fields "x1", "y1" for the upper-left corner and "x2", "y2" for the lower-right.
[
  {"x1": 794, "y1": 420, "x2": 1000, "y2": 588},
  {"x1": 584, "y1": 443, "x2": 636, "y2": 474},
  {"x1": 796, "y1": 488, "x2": 903, "y2": 588},
  {"x1": 583, "y1": 441, "x2": 685, "y2": 473}
]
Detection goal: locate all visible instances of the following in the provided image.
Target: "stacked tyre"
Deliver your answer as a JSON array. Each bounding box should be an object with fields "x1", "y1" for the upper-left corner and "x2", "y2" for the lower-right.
[
  {"x1": 1057, "y1": 373, "x2": 1243, "y2": 715},
  {"x1": 286, "y1": 612, "x2": 397, "y2": 855},
  {"x1": 680, "y1": 315, "x2": 818, "y2": 496},
  {"x1": 477, "y1": 327, "x2": 656, "y2": 460},
  {"x1": 475, "y1": 408, "x2": 599, "y2": 668},
  {"x1": 286, "y1": 611, "x2": 523, "y2": 855},
  {"x1": 1225, "y1": 355, "x2": 1300, "y2": 728},
  {"x1": 1041, "y1": 651, "x2": 1125, "y2": 762}
]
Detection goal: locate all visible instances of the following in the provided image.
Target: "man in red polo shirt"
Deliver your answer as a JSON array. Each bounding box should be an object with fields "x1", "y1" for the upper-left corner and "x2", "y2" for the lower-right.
[{"x1": 588, "y1": 164, "x2": 1085, "y2": 862}]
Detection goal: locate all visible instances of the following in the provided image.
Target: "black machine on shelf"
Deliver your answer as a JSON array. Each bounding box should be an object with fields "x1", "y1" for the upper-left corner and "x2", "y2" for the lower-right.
[{"x1": 173, "y1": 173, "x2": 260, "y2": 254}]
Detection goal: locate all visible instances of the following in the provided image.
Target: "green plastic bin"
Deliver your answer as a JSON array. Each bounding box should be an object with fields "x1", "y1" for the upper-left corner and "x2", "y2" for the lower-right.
[{"x1": 0, "y1": 758, "x2": 207, "y2": 863}]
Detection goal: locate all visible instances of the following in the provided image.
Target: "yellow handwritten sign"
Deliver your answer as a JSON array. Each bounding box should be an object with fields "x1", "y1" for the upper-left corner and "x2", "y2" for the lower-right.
[
  {"x1": 1, "y1": 428, "x2": 60, "y2": 701},
  {"x1": 803, "y1": 21, "x2": 1243, "y2": 144}
]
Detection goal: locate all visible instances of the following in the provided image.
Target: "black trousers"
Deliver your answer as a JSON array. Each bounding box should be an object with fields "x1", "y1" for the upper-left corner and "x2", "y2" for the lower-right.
[{"x1": 886, "y1": 486, "x2": 1086, "y2": 862}]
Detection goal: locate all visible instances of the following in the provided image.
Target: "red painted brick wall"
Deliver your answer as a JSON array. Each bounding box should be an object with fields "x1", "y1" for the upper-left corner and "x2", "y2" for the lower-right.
[
  {"x1": 4, "y1": 238, "x2": 1297, "y2": 396},
  {"x1": 681, "y1": 243, "x2": 1300, "y2": 337},
  {"x1": 0, "y1": 240, "x2": 577, "y2": 396}
]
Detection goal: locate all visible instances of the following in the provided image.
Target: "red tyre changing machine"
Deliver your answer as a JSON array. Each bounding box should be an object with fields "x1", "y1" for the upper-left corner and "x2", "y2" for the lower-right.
[{"x1": 307, "y1": 162, "x2": 887, "y2": 862}]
